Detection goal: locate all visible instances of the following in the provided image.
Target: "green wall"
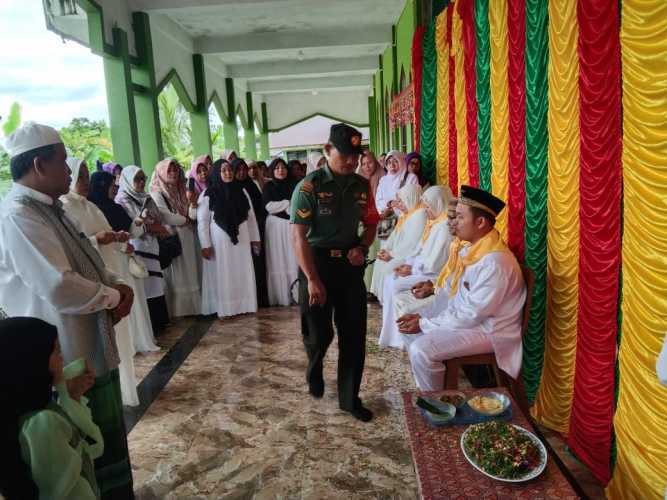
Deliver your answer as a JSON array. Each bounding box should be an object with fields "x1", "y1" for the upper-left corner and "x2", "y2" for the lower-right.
[{"x1": 396, "y1": 0, "x2": 416, "y2": 86}]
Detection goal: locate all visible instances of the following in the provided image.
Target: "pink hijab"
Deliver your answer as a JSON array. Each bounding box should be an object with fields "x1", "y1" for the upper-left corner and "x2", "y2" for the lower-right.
[
  {"x1": 150, "y1": 158, "x2": 189, "y2": 217},
  {"x1": 188, "y1": 155, "x2": 210, "y2": 195}
]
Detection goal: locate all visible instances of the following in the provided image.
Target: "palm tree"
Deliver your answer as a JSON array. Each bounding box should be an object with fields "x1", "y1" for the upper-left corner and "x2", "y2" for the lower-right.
[{"x1": 158, "y1": 83, "x2": 193, "y2": 166}]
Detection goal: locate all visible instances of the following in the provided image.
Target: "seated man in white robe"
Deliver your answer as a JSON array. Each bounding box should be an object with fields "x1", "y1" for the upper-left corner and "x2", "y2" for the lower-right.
[
  {"x1": 397, "y1": 186, "x2": 526, "y2": 391},
  {"x1": 378, "y1": 187, "x2": 454, "y2": 349}
]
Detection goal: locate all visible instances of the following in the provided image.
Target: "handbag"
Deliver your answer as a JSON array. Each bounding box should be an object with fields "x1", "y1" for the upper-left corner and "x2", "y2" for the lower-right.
[
  {"x1": 377, "y1": 170, "x2": 410, "y2": 240},
  {"x1": 158, "y1": 233, "x2": 182, "y2": 269},
  {"x1": 128, "y1": 254, "x2": 149, "y2": 279}
]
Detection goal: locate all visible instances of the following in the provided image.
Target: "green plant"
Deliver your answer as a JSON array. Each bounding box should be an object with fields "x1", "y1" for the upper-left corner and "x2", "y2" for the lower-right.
[
  {"x1": 59, "y1": 117, "x2": 113, "y2": 166},
  {"x1": 158, "y1": 83, "x2": 193, "y2": 167}
]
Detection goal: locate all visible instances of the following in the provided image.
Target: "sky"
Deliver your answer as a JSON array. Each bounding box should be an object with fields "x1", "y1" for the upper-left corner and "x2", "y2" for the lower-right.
[{"x1": 0, "y1": 0, "x2": 109, "y2": 129}]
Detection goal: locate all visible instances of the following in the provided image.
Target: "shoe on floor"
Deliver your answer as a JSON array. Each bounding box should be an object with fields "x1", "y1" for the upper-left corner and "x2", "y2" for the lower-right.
[
  {"x1": 308, "y1": 380, "x2": 324, "y2": 398},
  {"x1": 346, "y1": 405, "x2": 373, "y2": 422}
]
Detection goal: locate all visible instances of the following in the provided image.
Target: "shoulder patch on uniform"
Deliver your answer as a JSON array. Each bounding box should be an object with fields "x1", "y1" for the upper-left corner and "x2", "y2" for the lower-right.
[
  {"x1": 296, "y1": 208, "x2": 312, "y2": 219},
  {"x1": 300, "y1": 181, "x2": 314, "y2": 193}
]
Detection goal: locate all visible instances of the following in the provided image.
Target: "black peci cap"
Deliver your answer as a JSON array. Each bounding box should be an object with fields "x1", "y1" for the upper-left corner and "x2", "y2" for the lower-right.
[
  {"x1": 328, "y1": 123, "x2": 363, "y2": 155},
  {"x1": 459, "y1": 185, "x2": 506, "y2": 217}
]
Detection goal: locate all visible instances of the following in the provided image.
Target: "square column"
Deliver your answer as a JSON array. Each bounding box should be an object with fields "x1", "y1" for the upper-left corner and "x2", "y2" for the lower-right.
[
  {"x1": 259, "y1": 103, "x2": 270, "y2": 160},
  {"x1": 190, "y1": 54, "x2": 212, "y2": 157},
  {"x1": 223, "y1": 78, "x2": 241, "y2": 154},
  {"x1": 243, "y1": 92, "x2": 257, "y2": 160}
]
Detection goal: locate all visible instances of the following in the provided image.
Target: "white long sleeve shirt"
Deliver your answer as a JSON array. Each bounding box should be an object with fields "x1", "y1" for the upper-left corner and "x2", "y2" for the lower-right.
[{"x1": 0, "y1": 184, "x2": 122, "y2": 374}]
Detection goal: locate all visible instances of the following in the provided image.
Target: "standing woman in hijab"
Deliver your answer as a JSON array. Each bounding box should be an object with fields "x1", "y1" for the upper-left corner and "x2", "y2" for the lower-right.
[
  {"x1": 150, "y1": 159, "x2": 202, "y2": 318},
  {"x1": 287, "y1": 159, "x2": 306, "y2": 182},
  {"x1": 375, "y1": 150, "x2": 419, "y2": 215},
  {"x1": 370, "y1": 183, "x2": 427, "y2": 302},
  {"x1": 198, "y1": 160, "x2": 261, "y2": 318},
  {"x1": 232, "y1": 157, "x2": 269, "y2": 307},
  {"x1": 1, "y1": 317, "x2": 103, "y2": 500},
  {"x1": 247, "y1": 160, "x2": 266, "y2": 192},
  {"x1": 221, "y1": 149, "x2": 238, "y2": 163},
  {"x1": 356, "y1": 150, "x2": 386, "y2": 290},
  {"x1": 61, "y1": 159, "x2": 145, "y2": 406},
  {"x1": 188, "y1": 155, "x2": 210, "y2": 198},
  {"x1": 102, "y1": 161, "x2": 122, "y2": 179},
  {"x1": 88, "y1": 171, "x2": 160, "y2": 355},
  {"x1": 116, "y1": 165, "x2": 171, "y2": 334},
  {"x1": 263, "y1": 158, "x2": 299, "y2": 306},
  {"x1": 405, "y1": 152, "x2": 429, "y2": 188}
]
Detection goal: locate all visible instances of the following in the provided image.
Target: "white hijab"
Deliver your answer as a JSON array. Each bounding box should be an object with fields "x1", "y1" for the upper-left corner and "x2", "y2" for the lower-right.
[
  {"x1": 409, "y1": 185, "x2": 455, "y2": 273},
  {"x1": 384, "y1": 184, "x2": 427, "y2": 260},
  {"x1": 421, "y1": 185, "x2": 453, "y2": 218},
  {"x1": 397, "y1": 183, "x2": 422, "y2": 211},
  {"x1": 306, "y1": 151, "x2": 324, "y2": 175},
  {"x1": 116, "y1": 165, "x2": 150, "y2": 204},
  {"x1": 66, "y1": 157, "x2": 85, "y2": 193},
  {"x1": 221, "y1": 149, "x2": 237, "y2": 161},
  {"x1": 375, "y1": 150, "x2": 419, "y2": 212}
]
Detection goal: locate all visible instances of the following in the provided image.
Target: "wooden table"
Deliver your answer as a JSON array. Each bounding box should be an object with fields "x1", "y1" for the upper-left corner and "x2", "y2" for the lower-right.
[{"x1": 402, "y1": 388, "x2": 579, "y2": 499}]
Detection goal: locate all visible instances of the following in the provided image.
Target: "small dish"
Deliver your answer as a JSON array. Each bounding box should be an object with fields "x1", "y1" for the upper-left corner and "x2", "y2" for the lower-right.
[
  {"x1": 416, "y1": 396, "x2": 456, "y2": 424},
  {"x1": 438, "y1": 391, "x2": 467, "y2": 408},
  {"x1": 466, "y1": 392, "x2": 511, "y2": 416}
]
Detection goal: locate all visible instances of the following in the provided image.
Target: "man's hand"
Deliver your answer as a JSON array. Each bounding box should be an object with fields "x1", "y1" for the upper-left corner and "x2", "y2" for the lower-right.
[
  {"x1": 95, "y1": 231, "x2": 117, "y2": 245},
  {"x1": 347, "y1": 247, "x2": 365, "y2": 266},
  {"x1": 412, "y1": 280, "x2": 435, "y2": 299},
  {"x1": 111, "y1": 284, "x2": 134, "y2": 324},
  {"x1": 201, "y1": 247, "x2": 214, "y2": 260},
  {"x1": 124, "y1": 243, "x2": 135, "y2": 254},
  {"x1": 394, "y1": 264, "x2": 412, "y2": 277},
  {"x1": 308, "y1": 278, "x2": 327, "y2": 306},
  {"x1": 66, "y1": 360, "x2": 95, "y2": 402},
  {"x1": 147, "y1": 223, "x2": 170, "y2": 239},
  {"x1": 115, "y1": 231, "x2": 130, "y2": 243},
  {"x1": 397, "y1": 313, "x2": 422, "y2": 334}
]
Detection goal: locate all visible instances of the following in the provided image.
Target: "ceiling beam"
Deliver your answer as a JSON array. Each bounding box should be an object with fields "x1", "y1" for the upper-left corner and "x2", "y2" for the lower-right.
[
  {"x1": 228, "y1": 56, "x2": 378, "y2": 80},
  {"x1": 249, "y1": 75, "x2": 372, "y2": 94},
  {"x1": 194, "y1": 26, "x2": 389, "y2": 54},
  {"x1": 130, "y1": 0, "x2": 286, "y2": 10}
]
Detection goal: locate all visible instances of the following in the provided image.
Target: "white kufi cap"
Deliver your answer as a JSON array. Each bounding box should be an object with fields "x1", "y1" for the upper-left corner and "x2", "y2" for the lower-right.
[{"x1": 3, "y1": 122, "x2": 63, "y2": 158}]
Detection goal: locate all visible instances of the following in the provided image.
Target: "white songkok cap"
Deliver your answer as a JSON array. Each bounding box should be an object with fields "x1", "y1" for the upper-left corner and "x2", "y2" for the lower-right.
[{"x1": 3, "y1": 122, "x2": 63, "y2": 158}]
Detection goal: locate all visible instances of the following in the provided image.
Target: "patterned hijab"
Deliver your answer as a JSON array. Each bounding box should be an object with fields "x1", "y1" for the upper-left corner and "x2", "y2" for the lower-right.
[
  {"x1": 150, "y1": 158, "x2": 189, "y2": 217},
  {"x1": 188, "y1": 155, "x2": 209, "y2": 195}
]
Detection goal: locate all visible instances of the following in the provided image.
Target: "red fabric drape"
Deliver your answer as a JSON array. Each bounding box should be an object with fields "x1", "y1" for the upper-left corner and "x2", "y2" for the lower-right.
[
  {"x1": 458, "y1": 0, "x2": 480, "y2": 187},
  {"x1": 447, "y1": 6, "x2": 458, "y2": 196},
  {"x1": 568, "y1": 0, "x2": 622, "y2": 485},
  {"x1": 506, "y1": 0, "x2": 526, "y2": 262},
  {"x1": 412, "y1": 26, "x2": 426, "y2": 153}
]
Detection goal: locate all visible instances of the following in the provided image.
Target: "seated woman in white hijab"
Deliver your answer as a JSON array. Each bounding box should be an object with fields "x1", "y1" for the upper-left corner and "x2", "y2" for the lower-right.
[
  {"x1": 116, "y1": 165, "x2": 172, "y2": 334},
  {"x1": 150, "y1": 159, "x2": 202, "y2": 317},
  {"x1": 306, "y1": 151, "x2": 326, "y2": 175},
  {"x1": 198, "y1": 159, "x2": 261, "y2": 318},
  {"x1": 378, "y1": 185, "x2": 454, "y2": 349},
  {"x1": 370, "y1": 184, "x2": 427, "y2": 303},
  {"x1": 374, "y1": 150, "x2": 419, "y2": 243},
  {"x1": 263, "y1": 158, "x2": 299, "y2": 306},
  {"x1": 87, "y1": 170, "x2": 160, "y2": 355},
  {"x1": 61, "y1": 158, "x2": 141, "y2": 406}
]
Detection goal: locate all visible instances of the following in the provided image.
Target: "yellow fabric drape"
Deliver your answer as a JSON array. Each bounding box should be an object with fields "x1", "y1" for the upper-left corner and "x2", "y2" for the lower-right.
[
  {"x1": 607, "y1": 1, "x2": 667, "y2": 498},
  {"x1": 452, "y1": 8, "x2": 469, "y2": 189},
  {"x1": 435, "y1": 11, "x2": 449, "y2": 186},
  {"x1": 435, "y1": 237, "x2": 464, "y2": 289},
  {"x1": 488, "y1": 0, "x2": 509, "y2": 241},
  {"x1": 421, "y1": 212, "x2": 448, "y2": 243},
  {"x1": 529, "y1": 0, "x2": 580, "y2": 434}
]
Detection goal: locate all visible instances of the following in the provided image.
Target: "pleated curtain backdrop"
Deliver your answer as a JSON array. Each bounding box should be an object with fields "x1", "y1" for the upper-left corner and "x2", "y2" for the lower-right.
[{"x1": 410, "y1": 0, "x2": 667, "y2": 495}]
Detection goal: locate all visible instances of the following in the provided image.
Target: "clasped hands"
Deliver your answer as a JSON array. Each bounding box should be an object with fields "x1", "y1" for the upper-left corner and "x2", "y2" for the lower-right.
[
  {"x1": 377, "y1": 249, "x2": 392, "y2": 262},
  {"x1": 393, "y1": 264, "x2": 412, "y2": 277},
  {"x1": 110, "y1": 284, "x2": 134, "y2": 325},
  {"x1": 411, "y1": 280, "x2": 435, "y2": 299},
  {"x1": 96, "y1": 230, "x2": 130, "y2": 246},
  {"x1": 397, "y1": 313, "x2": 421, "y2": 334}
]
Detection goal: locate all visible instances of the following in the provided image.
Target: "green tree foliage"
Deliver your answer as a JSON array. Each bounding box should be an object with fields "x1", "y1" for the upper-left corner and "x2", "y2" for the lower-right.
[
  {"x1": 158, "y1": 83, "x2": 193, "y2": 167},
  {"x1": 59, "y1": 117, "x2": 113, "y2": 166},
  {"x1": 0, "y1": 102, "x2": 23, "y2": 197},
  {"x1": 2, "y1": 102, "x2": 22, "y2": 137}
]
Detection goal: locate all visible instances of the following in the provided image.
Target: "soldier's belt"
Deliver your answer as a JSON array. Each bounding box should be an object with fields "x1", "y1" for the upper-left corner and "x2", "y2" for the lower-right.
[{"x1": 313, "y1": 247, "x2": 350, "y2": 258}]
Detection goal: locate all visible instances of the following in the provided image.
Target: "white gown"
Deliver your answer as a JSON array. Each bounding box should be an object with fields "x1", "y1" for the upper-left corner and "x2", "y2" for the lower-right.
[
  {"x1": 153, "y1": 191, "x2": 202, "y2": 317},
  {"x1": 197, "y1": 190, "x2": 260, "y2": 318},
  {"x1": 264, "y1": 200, "x2": 299, "y2": 306},
  {"x1": 408, "y1": 249, "x2": 526, "y2": 391},
  {"x1": 370, "y1": 208, "x2": 427, "y2": 302},
  {"x1": 61, "y1": 191, "x2": 157, "y2": 406},
  {"x1": 379, "y1": 218, "x2": 453, "y2": 349}
]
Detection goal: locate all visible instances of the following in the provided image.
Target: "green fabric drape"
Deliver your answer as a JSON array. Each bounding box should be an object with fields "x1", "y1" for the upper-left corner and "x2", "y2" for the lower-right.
[
  {"x1": 523, "y1": 0, "x2": 549, "y2": 402},
  {"x1": 475, "y1": 0, "x2": 492, "y2": 192},
  {"x1": 420, "y1": 22, "x2": 438, "y2": 184}
]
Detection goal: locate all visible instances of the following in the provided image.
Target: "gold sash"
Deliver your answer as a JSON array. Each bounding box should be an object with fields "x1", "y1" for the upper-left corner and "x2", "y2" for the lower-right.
[
  {"x1": 420, "y1": 212, "x2": 448, "y2": 243},
  {"x1": 394, "y1": 203, "x2": 424, "y2": 233}
]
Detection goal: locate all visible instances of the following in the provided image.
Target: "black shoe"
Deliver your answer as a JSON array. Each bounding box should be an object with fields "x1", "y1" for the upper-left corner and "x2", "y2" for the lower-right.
[
  {"x1": 308, "y1": 380, "x2": 324, "y2": 399},
  {"x1": 347, "y1": 405, "x2": 373, "y2": 422}
]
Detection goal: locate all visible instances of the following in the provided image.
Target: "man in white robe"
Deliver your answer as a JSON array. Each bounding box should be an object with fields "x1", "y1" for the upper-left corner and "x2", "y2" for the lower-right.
[
  {"x1": 0, "y1": 123, "x2": 136, "y2": 498},
  {"x1": 398, "y1": 185, "x2": 526, "y2": 391}
]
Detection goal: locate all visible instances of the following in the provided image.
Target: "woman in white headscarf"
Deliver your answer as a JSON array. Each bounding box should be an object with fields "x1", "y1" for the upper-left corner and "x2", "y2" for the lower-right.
[
  {"x1": 116, "y1": 165, "x2": 172, "y2": 335},
  {"x1": 61, "y1": 158, "x2": 154, "y2": 406},
  {"x1": 378, "y1": 185, "x2": 454, "y2": 349},
  {"x1": 221, "y1": 149, "x2": 238, "y2": 162},
  {"x1": 374, "y1": 150, "x2": 419, "y2": 214},
  {"x1": 305, "y1": 151, "x2": 326, "y2": 175},
  {"x1": 370, "y1": 183, "x2": 427, "y2": 302}
]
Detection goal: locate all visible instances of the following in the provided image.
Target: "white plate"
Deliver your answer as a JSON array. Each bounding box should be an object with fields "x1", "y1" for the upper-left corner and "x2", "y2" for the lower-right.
[{"x1": 460, "y1": 423, "x2": 547, "y2": 483}]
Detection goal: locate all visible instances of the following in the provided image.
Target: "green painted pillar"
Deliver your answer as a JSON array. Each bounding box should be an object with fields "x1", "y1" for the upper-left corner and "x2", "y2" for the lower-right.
[
  {"x1": 223, "y1": 78, "x2": 240, "y2": 153},
  {"x1": 243, "y1": 92, "x2": 257, "y2": 160},
  {"x1": 259, "y1": 102, "x2": 270, "y2": 159},
  {"x1": 103, "y1": 28, "x2": 140, "y2": 166},
  {"x1": 368, "y1": 97, "x2": 377, "y2": 154},
  {"x1": 132, "y1": 12, "x2": 162, "y2": 172},
  {"x1": 190, "y1": 54, "x2": 212, "y2": 157}
]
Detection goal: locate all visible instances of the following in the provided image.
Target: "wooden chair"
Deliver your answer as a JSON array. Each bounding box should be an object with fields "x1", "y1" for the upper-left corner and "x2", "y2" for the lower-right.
[{"x1": 443, "y1": 264, "x2": 535, "y2": 416}]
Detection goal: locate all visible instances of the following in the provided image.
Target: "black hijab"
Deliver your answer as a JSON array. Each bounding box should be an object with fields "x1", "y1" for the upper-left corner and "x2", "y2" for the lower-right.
[
  {"x1": 88, "y1": 171, "x2": 134, "y2": 231},
  {"x1": 231, "y1": 158, "x2": 266, "y2": 222},
  {"x1": 206, "y1": 159, "x2": 250, "y2": 245},
  {"x1": 263, "y1": 158, "x2": 296, "y2": 220},
  {"x1": 0, "y1": 317, "x2": 58, "y2": 500}
]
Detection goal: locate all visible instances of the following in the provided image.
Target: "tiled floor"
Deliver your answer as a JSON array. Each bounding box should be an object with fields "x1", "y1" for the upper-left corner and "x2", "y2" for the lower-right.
[{"x1": 126, "y1": 305, "x2": 605, "y2": 499}]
